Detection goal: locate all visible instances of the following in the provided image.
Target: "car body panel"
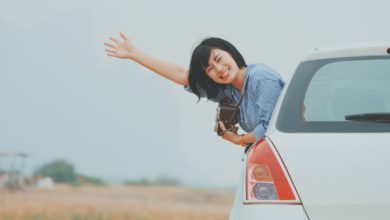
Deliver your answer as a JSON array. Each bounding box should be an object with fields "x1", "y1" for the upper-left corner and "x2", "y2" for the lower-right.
[{"x1": 267, "y1": 132, "x2": 390, "y2": 220}]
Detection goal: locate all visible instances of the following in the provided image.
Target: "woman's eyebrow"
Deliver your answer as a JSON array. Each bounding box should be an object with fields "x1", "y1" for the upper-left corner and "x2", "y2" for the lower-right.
[
  {"x1": 206, "y1": 51, "x2": 220, "y2": 72},
  {"x1": 211, "y1": 51, "x2": 217, "y2": 60},
  {"x1": 207, "y1": 52, "x2": 216, "y2": 66},
  {"x1": 215, "y1": 53, "x2": 222, "y2": 61}
]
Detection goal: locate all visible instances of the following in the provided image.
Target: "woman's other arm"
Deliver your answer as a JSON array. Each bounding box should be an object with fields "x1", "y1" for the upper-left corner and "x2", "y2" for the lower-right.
[
  {"x1": 104, "y1": 32, "x2": 189, "y2": 86},
  {"x1": 218, "y1": 122, "x2": 256, "y2": 146}
]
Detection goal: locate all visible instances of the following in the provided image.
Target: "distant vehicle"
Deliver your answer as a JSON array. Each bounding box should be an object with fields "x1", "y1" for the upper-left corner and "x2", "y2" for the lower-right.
[{"x1": 230, "y1": 43, "x2": 390, "y2": 220}]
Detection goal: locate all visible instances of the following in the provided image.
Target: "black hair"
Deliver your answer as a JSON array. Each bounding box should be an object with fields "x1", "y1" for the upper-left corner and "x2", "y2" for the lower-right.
[{"x1": 188, "y1": 37, "x2": 247, "y2": 101}]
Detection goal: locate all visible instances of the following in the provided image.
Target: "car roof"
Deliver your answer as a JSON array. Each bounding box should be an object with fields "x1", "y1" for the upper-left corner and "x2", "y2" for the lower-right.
[{"x1": 301, "y1": 42, "x2": 390, "y2": 61}]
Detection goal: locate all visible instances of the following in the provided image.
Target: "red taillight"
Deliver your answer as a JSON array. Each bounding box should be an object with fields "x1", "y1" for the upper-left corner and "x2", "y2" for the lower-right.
[{"x1": 245, "y1": 137, "x2": 301, "y2": 204}]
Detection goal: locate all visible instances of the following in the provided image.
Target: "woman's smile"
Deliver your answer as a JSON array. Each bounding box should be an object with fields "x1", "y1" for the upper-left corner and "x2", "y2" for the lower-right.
[{"x1": 220, "y1": 68, "x2": 229, "y2": 79}]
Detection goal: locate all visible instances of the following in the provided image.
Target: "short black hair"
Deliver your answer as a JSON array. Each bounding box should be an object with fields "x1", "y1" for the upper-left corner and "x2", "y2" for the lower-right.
[{"x1": 188, "y1": 37, "x2": 247, "y2": 101}]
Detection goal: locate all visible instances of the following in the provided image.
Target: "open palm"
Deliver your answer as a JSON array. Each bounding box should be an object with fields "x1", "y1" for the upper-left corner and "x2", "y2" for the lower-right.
[{"x1": 104, "y1": 32, "x2": 135, "y2": 59}]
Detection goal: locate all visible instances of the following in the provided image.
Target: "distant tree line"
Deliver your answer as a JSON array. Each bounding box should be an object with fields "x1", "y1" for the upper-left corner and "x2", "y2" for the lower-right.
[
  {"x1": 34, "y1": 159, "x2": 105, "y2": 186},
  {"x1": 34, "y1": 159, "x2": 181, "y2": 187}
]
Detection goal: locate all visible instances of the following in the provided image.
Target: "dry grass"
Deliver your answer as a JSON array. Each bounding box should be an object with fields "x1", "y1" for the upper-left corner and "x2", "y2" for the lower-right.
[{"x1": 0, "y1": 184, "x2": 234, "y2": 220}]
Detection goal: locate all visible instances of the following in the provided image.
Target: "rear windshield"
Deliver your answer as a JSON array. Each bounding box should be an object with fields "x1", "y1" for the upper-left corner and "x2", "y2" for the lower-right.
[{"x1": 277, "y1": 56, "x2": 390, "y2": 132}]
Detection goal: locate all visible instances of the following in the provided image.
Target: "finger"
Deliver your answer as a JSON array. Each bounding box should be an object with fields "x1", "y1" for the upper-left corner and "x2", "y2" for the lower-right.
[
  {"x1": 222, "y1": 131, "x2": 230, "y2": 138},
  {"x1": 109, "y1": 36, "x2": 119, "y2": 44},
  {"x1": 120, "y1": 32, "x2": 128, "y2": 40},
  {"x1": 106, "y1": 53, "x2": 117, "y2": 57},
  {"x1": 104, "y1": 42, "x2": 116, "y2": 49},
  {"x1": 105, "y1": 48, "x2": 116, "y2": 53},
  {"x1": 221, "y1": 130, "x2": 228, "y2": 139},
  {"x1": 221, "y1": 134, "x2": 228, "y2": 140},
  {"x1": 222, "y1": 130, "x2": 234, "y2": 140},
  {"x1": 219, "y1": 121, "x2": 226, "y2": 130}
]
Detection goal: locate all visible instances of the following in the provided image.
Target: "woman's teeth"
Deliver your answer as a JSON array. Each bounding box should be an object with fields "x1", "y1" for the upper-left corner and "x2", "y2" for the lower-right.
[{"x1": 220, "y1": 69, "x2": 229, "y2": 79}]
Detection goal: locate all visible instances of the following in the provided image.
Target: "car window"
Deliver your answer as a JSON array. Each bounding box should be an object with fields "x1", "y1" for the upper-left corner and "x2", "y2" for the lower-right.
[
  {"x1": 304, "y1": 59, "x2": 390, "y2": 121},
  {"x1": 277, "y1": 56, "x2": 390, "y2": 132}
]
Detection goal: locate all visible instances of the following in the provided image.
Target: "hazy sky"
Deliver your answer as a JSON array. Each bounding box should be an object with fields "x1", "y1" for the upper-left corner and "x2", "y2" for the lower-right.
[{"x1": 1, "y1": 0, "x2": 389, "y2": 187}]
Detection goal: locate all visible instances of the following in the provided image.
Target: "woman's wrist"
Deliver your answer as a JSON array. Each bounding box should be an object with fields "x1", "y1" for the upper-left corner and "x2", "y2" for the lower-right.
[
  {"x1": 126, "y1": 48, "x2": 139, "y2": 60},
  {"x1": 235, "y1": 134, "x2": 246, "y2": 146}
]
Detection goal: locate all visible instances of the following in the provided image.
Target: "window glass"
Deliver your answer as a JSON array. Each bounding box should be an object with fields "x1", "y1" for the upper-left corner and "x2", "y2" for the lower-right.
[
  {"x1": 304, "y1": 60, "x2": 390, "y2": 121},
  {"x1": 276, "y1": 56, "x2": 390, "y2": 132}
]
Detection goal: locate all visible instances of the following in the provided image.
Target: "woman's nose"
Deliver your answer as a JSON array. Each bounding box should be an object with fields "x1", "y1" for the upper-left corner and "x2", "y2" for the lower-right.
[{"x1": 215, "y1": 64, "x2": 223, "y2": 73}]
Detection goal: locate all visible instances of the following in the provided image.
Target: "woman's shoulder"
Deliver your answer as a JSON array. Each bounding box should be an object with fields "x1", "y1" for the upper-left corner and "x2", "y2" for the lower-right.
[
  {"x1": 247, "y1": 63, "x2": 283, "y2": 80},
  {"x1": 245, "y1": 63, "x2": 285, "y2": 90}
]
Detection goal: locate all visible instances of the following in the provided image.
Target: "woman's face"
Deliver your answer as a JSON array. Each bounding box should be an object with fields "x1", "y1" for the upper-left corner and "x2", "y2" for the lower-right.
[{"x1": 204, "y1": 48, "x2": 240, "y2": 84}]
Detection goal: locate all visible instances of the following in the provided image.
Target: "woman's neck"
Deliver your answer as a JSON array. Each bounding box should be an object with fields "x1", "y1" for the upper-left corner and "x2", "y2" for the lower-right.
[{"x1": 231, "y1": 67, "x2": 247, "y2": 93}]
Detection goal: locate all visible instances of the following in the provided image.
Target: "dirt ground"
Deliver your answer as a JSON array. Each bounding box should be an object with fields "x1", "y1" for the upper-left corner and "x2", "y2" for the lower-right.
[{"x1": 0, "y1": 184, "x2": 234, "y2": 220}]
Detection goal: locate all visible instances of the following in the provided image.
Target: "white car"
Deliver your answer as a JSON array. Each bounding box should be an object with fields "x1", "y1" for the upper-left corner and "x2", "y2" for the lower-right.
[{"x1": 230, "y1": 43, "x2": 390, "y2": 220}]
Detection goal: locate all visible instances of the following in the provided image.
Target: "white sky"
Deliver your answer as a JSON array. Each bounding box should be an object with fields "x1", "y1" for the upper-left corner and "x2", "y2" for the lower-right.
[{"x1": 1, "y1": 0, "x2": 389, "y2": 187}]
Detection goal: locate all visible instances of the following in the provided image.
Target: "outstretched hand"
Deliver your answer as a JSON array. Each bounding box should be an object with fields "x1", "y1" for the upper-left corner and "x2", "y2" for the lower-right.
[{"x1": 104, "y1": 32, "x2": 136, "y2": 59}]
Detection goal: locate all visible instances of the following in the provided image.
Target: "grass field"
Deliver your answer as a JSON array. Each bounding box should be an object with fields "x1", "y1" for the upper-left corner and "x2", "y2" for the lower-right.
[{"x1": 0, "y1": 184, "x2": 234, "y2": 220}]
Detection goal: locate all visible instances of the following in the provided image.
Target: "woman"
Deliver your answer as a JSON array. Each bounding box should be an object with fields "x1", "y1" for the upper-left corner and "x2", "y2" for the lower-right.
[{"x1": 104, "y1": 32, "x2": 284, "y2": 147}]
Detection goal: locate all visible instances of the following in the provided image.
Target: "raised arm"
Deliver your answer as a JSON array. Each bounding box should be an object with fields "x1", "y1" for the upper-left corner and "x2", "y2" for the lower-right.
[{"x1": 104, "y1": 32, "x2": 189, "y2": 86}]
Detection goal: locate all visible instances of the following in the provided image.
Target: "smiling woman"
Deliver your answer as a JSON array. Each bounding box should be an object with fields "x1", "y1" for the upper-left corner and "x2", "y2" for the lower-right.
[{"x1": 104, "y1": 33, "x2": 284, "y2": 147}]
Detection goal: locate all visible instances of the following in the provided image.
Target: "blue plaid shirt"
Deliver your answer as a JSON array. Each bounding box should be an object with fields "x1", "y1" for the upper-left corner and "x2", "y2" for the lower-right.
[{"x1": 185, "y1": 63, "x2": 285, "y2": 141}]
